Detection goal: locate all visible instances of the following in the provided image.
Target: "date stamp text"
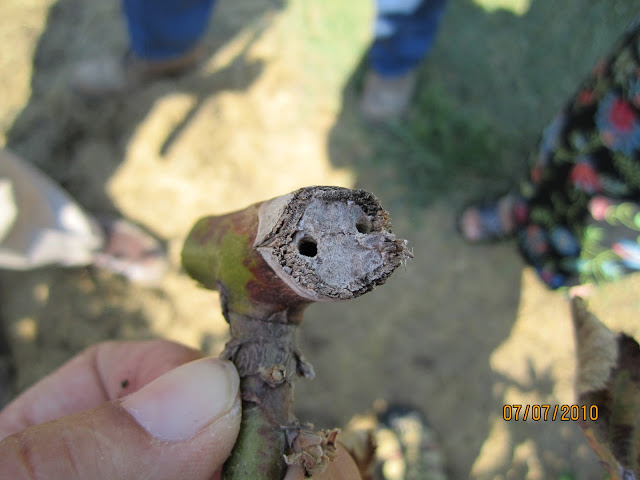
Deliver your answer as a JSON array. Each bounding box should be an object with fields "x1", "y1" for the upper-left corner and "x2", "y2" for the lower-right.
[{"x1": 502, "y1": 404, "x2": 598, "y2": 421}]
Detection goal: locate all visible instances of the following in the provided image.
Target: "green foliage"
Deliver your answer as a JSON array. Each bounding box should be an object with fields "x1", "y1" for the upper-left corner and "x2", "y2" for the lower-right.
[
  {"x1": 319, "y1": 0, "x2": 639, "y2": 210},
  {"x1": 365, "y1": 82, "x2": 511, "y2": 207},
  {"x1": 283, "y1": 0, "x2": 371, "y2": 97},
  {"x1": 557, "y1": 474, "x2": 577, "y2": 480}
]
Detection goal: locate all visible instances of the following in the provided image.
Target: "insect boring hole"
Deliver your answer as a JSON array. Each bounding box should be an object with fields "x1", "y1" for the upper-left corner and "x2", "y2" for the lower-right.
[
  {"x1": 297, "y1": 235, "x2": 318, "y2": 257},
  {"x1": 355, "y1": 215, "x2": 372, "y2": 234}
]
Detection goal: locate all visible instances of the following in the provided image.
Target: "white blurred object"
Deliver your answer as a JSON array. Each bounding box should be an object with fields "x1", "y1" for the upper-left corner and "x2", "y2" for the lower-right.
[{"x1": 0, "y1": 148, "x2": 103, "y2": 269}]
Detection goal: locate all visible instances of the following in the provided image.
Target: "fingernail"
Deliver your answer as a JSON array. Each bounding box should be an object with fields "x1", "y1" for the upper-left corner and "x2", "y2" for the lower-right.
[{"x1": 122, "y1": 358, "x2": 239, "y2": 442}]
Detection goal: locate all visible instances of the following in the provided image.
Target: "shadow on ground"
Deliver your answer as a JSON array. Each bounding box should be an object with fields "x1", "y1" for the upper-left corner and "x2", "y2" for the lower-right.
[
  {"x1": 6, "y1": 0, "x2": 283, "y2": 213},
  {"x1": 0, "y1": 0, "x2": 283, "y2": 395},
  {"x1": 328, "y1": 0, "x2": 639, "y2": 210},
  {"x1": 297, "y1": 205, "x2": 525, "y2": 478},
  {"x1": 318, "y1": 0, "x2": 639, "y2": 477},
  {"x1": 1, "y1": 0, "x2": 639, "y2": 478}
]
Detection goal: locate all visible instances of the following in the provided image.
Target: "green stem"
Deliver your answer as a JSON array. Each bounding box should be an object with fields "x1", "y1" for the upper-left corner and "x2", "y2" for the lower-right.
[{"x1": 222, "y1": 386, "x2": 289, "y2": 479}]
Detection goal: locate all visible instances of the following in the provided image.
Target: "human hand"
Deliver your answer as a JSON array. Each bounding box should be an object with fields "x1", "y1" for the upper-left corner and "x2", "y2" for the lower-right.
[{"x1": 0, "y1": 340, "x2": 361, "y2": 480}]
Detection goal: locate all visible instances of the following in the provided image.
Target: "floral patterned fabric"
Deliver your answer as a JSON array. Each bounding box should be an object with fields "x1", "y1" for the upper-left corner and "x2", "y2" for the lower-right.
[{"x1": 515, "y1": 18, "x2": 640, "y2": 289}]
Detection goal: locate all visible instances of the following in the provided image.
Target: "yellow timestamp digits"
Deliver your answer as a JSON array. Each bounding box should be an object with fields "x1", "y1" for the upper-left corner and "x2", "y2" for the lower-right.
[{"x1": 502, "y1": 404, "x2": 598, "y2": 421}]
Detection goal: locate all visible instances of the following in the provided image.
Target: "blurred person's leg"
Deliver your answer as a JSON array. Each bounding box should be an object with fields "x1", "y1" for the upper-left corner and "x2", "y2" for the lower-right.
[
  {"x1": 72, "y1": 0, "x2": 217, "y2": 97},
  {"x1": 361, "y1": 0, "x2": 447, "y2": 122},
  {"x1": 458, "y1": 18, "x2": 640, "y2": 290},
  {"x1": 123, "y1": 0, "x2": 216, "y2": 61},
  {"x1": 0, "y1": 149, "x2": 167, "y2": 286}
]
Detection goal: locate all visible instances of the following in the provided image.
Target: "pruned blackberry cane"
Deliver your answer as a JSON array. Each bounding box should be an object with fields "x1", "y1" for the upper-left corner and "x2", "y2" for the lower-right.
[{"x1": 182, "y1": 186, "x2": 411, "y2": 479}]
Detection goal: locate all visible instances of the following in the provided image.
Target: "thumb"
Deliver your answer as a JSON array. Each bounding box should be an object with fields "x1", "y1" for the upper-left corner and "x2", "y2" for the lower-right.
[{"x1": 0, "y1": 357, "x2": 241, "y2": 480}]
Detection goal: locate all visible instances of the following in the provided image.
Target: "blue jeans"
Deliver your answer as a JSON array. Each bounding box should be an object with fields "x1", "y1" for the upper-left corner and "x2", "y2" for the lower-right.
[
  {"x1": 123, "y1": 0, "x2": 217, "y2": 60},
  {"x1": 122, "y1": 0, "x2": 446, "y2": 71},
  {"x1": 370, "y1": 0, "x2": 447, "y2": 76}
]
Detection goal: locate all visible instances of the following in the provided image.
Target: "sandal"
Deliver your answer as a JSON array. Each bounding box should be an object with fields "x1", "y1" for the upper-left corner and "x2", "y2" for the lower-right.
[
  {"x1": 340, "y1": 403, "x2": 448, "y2": 480},
  {"x1": 91, "y1": 217, "x2": 168, "y2": 287},
  {"x1": 375, "y1": 405, "x2": 447, "y2": 480},
  {"x1": 457, "y1": 194, "x2": 518, "y2": 243}
]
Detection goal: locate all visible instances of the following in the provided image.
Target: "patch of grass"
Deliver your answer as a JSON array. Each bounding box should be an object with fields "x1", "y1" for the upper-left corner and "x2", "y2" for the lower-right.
[
  {"x1": 556, "y1": 473, "x2": 577, "y2": 480},
  {"x1": 283, "y1": 0, "x2": 638, "y2": 213},
  {"x1": 282, "y1": 0, "x2": 371, "y2": 99},
  {"x1": 358, "y1": 80, "x2": 514, "y2": 208},
  {"x1": 330, "y1": 0, "x2": 639, "y2": 211},
  {"x1": 392, "y1": 82, "x2": 505, "y2": 199}
]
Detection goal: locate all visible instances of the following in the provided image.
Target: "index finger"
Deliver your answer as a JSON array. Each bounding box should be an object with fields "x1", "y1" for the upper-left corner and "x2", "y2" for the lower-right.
[{"x1": 0, "y1": 339, "x2": 202, "y2": 439}]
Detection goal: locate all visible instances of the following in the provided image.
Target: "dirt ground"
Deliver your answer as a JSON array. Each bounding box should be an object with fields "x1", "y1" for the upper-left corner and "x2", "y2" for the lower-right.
[{"x1": 1, "y1": 0, "x2": 640, "y2": 478}]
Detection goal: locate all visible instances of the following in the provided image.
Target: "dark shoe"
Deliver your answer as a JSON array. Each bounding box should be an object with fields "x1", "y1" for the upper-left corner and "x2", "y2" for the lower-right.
[
  {"x1": 374, "y1": 405, "x2": 447, "y2": 480},
  {"x1": 340, "y1": 403, "x2": 448, "y2": 480}
]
